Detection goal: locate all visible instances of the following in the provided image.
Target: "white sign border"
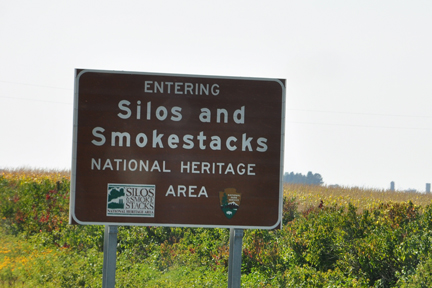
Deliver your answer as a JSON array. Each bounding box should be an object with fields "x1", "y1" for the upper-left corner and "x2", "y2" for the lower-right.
[{"x1": 70, "y1": 69, "x2": 286, "y2": 230}]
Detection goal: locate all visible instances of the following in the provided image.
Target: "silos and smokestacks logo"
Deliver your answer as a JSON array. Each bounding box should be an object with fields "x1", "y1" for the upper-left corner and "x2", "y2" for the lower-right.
[{"x1": 107, "y1": 184, "x2": 156, "y2": 217}]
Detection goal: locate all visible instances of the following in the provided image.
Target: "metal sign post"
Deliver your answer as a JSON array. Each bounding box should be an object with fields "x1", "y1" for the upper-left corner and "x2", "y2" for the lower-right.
[
  {"x1": 102, "y1": 225, "x2": 118, "y2": 288},
  {"x1": 228, "y1": 228, "x2": 244, "y2": 288}
]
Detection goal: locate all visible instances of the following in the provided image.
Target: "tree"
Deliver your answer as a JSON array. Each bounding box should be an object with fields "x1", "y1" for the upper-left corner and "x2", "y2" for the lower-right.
[{"x1": 283, "y1": 171, "x2": 323, "y2": 185}]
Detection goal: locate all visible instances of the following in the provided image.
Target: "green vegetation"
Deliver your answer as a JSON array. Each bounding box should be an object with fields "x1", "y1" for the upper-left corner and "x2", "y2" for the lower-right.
[{"x1": 1, "y1": 170, "x2": 432, "y2": 287}]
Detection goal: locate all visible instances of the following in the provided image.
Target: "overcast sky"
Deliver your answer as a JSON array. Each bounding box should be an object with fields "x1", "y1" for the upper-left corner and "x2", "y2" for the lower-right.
[{"x1": 1, "y1": 1, "x2": 431, "y2": 191}]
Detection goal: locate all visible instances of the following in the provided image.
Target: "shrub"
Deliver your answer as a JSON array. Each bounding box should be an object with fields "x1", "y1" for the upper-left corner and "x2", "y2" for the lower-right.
[{"x1": 397, "y1": 253, "x2": 432, "y2": 287}]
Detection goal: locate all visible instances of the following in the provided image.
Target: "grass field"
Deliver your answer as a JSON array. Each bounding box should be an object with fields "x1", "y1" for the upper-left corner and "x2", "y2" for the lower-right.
[
  {"x1": 285, "y1": 183, "x2": 432, "y2": 212},
  {"x1": 1, "y1": 169, "x2": 432, "y2": 287}
]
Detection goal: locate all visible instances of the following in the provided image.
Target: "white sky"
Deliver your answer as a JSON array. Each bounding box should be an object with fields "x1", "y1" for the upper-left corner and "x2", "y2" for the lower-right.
[{"x1": 1, "y1": 1, "x2": 431, "y2": 191}]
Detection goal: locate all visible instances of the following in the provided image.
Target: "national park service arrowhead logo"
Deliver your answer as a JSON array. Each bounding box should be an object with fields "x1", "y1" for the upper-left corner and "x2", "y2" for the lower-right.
[{"x1": 219, "y1": 188, "x2": 241, "y2": 219}]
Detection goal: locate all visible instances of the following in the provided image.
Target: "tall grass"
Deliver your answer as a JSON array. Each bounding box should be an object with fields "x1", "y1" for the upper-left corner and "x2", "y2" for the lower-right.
[
  {"x1": 0, "y1": 167, "x2": 70, "y2": 181},
  {"x1": 284, "y1": 183, "x2": 432, "y2": 212}
]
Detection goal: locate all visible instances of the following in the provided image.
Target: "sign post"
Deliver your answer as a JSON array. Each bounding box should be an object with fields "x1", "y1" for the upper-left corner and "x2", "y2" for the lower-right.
[
  {"x1": 70, "y1": 69, "x2": 285, "y2": 286},
  {"x1": 102, "y1": 225, "x2": 118, "y2": 288},
  {"x1": 228, "y1": 228, "x2": 244, "y2": 288}
]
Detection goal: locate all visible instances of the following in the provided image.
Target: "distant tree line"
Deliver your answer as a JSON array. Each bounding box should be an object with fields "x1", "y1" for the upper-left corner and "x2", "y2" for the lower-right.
[{"x1": 283, "y1": 171, "x2": 323, "y2": 185}]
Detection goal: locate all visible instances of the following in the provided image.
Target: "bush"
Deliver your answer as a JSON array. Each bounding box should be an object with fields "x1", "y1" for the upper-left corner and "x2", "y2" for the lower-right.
[{"x1": 397, "y1": 254, "x2": 432, "y2": 287}]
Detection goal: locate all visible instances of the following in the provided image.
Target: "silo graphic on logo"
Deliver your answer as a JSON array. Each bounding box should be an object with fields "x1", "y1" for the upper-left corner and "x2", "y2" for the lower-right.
[{"x1": 107, "y1": 186, "x2": 125, "y2": 209}]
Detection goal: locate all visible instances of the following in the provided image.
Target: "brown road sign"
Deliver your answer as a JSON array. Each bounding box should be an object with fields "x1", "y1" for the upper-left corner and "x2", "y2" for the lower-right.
[{"x1": 70, "y1": 69, "x2": 285, "y2": 229}]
